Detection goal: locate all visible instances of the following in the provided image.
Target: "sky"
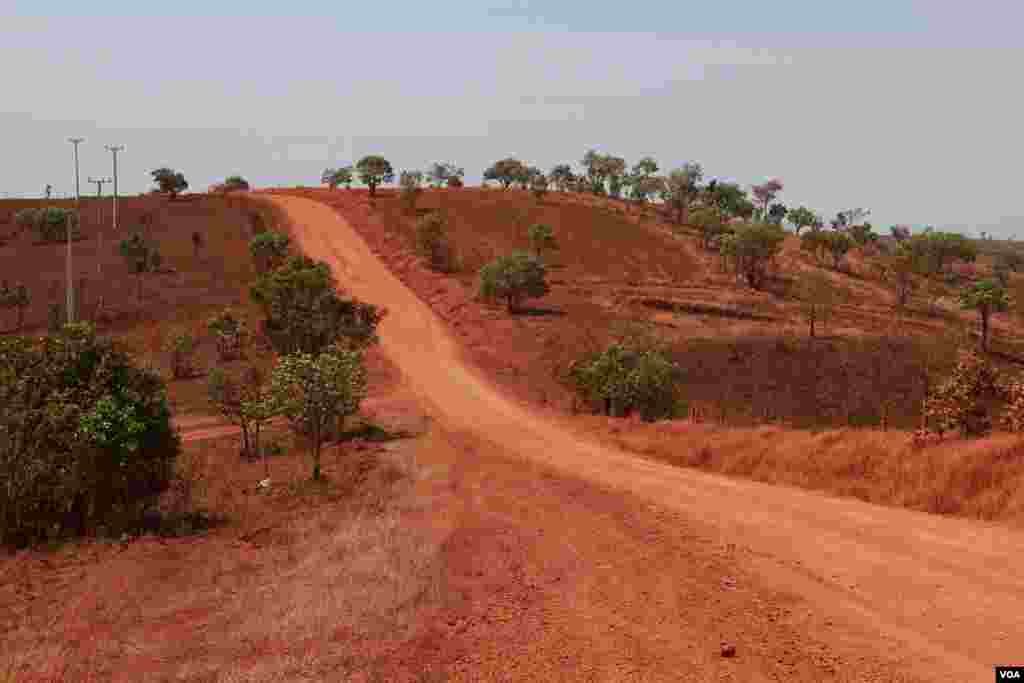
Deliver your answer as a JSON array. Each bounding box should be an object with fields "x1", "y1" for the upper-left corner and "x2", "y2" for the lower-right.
[{"x1": 3, "y1": 1, "x2": 1023, "y2": 237}]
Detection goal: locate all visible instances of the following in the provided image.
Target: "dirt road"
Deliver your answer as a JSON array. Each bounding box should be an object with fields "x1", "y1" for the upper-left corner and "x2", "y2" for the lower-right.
[{"x1": 266, "y1": 194, "x2": 1023, "y2": 681}]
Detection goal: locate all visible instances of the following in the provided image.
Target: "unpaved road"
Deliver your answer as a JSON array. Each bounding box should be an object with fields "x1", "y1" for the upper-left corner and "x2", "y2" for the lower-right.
[{"x1": 267, "y1": 194, "x2": 1023, "y2": 681}]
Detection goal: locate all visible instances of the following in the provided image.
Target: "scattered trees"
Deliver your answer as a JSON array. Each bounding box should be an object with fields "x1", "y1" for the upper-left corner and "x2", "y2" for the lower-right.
[
  {"x1": 0, "y1": 323, "x2": 179, "y2": 547},
  {"x1": 322, "y1": 166, "x2": 354, "y2": 190},
  {"x1": 959, "y1": 279, "x2": 1010, "y2": 352},
  {"x1": 355, "y1": 156, "x2": 395, "y2": 197},
  {"x1": 549, "y1": 164, "x2": 575, "y2": 192},
  {"x1": 478, "y1": 251, "x2": 550, "y2": 313},
  {"x1": 118, "y1": 232, "x2": 162, "y2": 303},
  {"x1": 150, "y1": 168, "x2": 189, "y2": 199},
  {"x1": 269, "y1": 346, "x2": 368, "y2": 481}
]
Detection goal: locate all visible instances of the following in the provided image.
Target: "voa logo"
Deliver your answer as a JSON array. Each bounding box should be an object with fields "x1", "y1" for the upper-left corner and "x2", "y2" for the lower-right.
[{"x1": 998, "y1": 671, "x2": 1022, "y2": 680}]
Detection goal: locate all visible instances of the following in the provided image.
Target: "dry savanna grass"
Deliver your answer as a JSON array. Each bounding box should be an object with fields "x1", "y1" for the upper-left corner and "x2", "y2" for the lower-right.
[
  {"x1": 587, "y1": 416, "x2": 1024, "y2": 525},
  {"x1": 0, "y1": 414, "x2": 450, "y2": 683}
]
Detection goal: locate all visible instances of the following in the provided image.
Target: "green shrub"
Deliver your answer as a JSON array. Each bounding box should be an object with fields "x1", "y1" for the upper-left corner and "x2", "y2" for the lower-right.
[
  {"x1": 566, "y1": 339, "x2": 682, "y2": 421},
  {"x1": 249, "y1": 231, "x2": 291, "y2": 273},
  {"x1": 18, "y1": 207, "x2": 81, "y2": 242},
  {"x1": 478, "y1": 251, "x2": 550, "y2": 313},
  {"x1": 415, "y1": 211, "x2": 458, "y2": 272},
  {"x1": 208, "y1": 308, "x2": 249, "y2": 361},
  {"x1": 163, "y1": 328, "x2": 200, "y2": 379},
  {"x1": 0, "y1": 323, "x2": 180, "y2": 547}
]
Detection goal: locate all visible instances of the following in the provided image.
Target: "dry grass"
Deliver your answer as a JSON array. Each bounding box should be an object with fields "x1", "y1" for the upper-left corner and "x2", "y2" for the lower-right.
[
  {"x1": 590, "y1": 417, "x2": 1024, "y2": 524},
  {"x1": 0, "y1": 420, "x2": 448, "y2": 682}
]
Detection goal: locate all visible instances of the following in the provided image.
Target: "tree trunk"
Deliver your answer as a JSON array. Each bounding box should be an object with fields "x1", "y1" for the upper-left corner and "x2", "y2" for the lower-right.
[
  {"x1": 254, "y1": 423, "x2": 266, "y2": 478},
  {"x1": 981, "y1": 310, "x2": 989, "y2": 351},
  {"x1": 312, "y1": 422, "x2": 322, "y2": 481},
  {"x1": 137, "y1": 274, "x2": 143, "y2": 303},
  {"x1": 239, "y1": 423, "x2": 251, "y2": 459}
]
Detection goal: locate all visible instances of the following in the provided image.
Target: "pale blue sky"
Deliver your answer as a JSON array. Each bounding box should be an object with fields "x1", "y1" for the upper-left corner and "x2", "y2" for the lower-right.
[{"x1": 3, "y1": 1, "x2": 1023, "y2": 236}]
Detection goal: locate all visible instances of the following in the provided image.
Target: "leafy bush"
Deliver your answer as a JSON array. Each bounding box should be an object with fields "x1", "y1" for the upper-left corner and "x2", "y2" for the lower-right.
[
  {"x1": 527, "y1": 223, "x2": 557, "y2": 259},
  {"x1": 222, "y1": 175, "x2": 250, "y2": 192},
  {"x1": 478, "y1": 251, "x2": 550, "y2": 313},
  {"x1": 20, "y1": 207, "x2": 81, "y2": 243},
  {"x1": 207, "y1": 365, "x2": 275, "y2": 467},
  {"x1": 0, "y1": 323, "x2": 179, "y2": 547},
  {"x1": 163, "y1": 328, "x2": 200, "y2": 379},
  {"x1": 322, "y1": 166, "x2": 354, "y2": 190},
  {"x1": 415, "y1": 211, "x2": 457, "y2": 272},
  {"x1": 720, "y1": 222, "x2": 786, "y2": 289},
  {"x1": 269, "y1": 346, "x2": 368, "y2": 481},
  {"x1": 119, "y1": 232, "x2": 162, "y2": 302},
  {"x1": 249, "y1": 231, "x2": 292, "y2": 273},
  {"x1": 566, "y1": 338, "x2": 683, "y2": 421},
  {"x1": 959, "y1": 279, "x2": 1010, "y2": 351},
  {"x1": 250, "y1": 255, "x2": 384, "y2": 356},
  {"x1": 919, "y1": 348, "x2": 1004, "y2": 440},
  {"x1": 207, "y1": 308, "x2": 249, "y2": 361}
]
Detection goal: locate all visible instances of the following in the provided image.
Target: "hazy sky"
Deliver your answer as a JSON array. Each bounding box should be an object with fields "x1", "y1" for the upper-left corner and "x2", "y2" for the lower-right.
[{"x1": 3, "y1": 1, "x2": 1023, "y2": 237}]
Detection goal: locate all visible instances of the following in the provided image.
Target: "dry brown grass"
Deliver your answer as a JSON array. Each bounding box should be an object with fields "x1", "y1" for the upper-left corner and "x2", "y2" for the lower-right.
[
  {"x1": 587, "y1": 417, "x2": 1024, "y2": 524},
  {"x1": 0, "y1": 418, "x2": 448, "y2": 682}
]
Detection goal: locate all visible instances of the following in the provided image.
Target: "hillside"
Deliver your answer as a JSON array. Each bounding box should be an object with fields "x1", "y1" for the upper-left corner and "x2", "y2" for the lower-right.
[{"x1": 266, "y1": 187, "x2": 1024, "y2": 431}]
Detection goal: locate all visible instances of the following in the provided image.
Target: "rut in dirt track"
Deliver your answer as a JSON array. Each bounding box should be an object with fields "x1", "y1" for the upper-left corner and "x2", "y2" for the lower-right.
[{"x1": 265, "y1": 193, "x2": 1024, "y2": 683}]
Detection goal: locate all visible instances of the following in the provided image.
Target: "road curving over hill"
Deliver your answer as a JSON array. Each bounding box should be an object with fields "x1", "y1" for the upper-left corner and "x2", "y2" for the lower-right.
[{"x1": 266, "y1": 194, "x2": 1023, "y2": 682}]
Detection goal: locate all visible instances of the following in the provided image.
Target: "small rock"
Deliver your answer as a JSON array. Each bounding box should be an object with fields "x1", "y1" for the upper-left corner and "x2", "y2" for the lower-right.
[{"x1": 720, "y1": 642, "x2": 737, "y2": 658}]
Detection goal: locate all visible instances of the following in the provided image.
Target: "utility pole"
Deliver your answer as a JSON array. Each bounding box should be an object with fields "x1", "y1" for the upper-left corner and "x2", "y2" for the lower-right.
[
  {"x1": 67, "y1": 137, "x2": 85, "y2": 324},
  {"x1": 105, "y1": 145, "x2": 124, "y2": 233},
  {"x1": 89, "y1": 176, "x2": 113, "y2": 275}
]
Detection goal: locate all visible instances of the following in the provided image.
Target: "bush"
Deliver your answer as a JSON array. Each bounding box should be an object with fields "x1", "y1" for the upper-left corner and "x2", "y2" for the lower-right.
[
  {"x1": 0, "y1": 281, "x2": 29, "y2": 331},
  {"x1": 208, "y1": 308, "x2": 249, "y2": 361},
  {"x1": 720, "y1": 222, "x2": 786, "y2": 289},
  {"x1": 249, "y1": 231, "x2": 292, "y2": 273},
  {"x1": 919, "y1": 348, "x2": 1004, "y2": 439},
  {"x1": 250, "y1": 255, "x2": 384, "y2": 356},
  {"x1": 415, "y1": 211, "x2": 457, "y2": 272},
  {"x1": 20, "y1": 207, "x2": 81, "y2": 243},
  {"x1": 0, "y1": 323, "x2": 180, "y2": 547},
  {"x1": 399, "y1": 170, "x2": 425, "y2": 213},
  {"x1": 478, "y1": 251, "x2": 550, "y2": 313},
  {"x1": 163, "y1": 328, "x2": 200, "y2": 379},
  {"x1": 566, "y1": 339, "x2": 683, "y2": 421}
]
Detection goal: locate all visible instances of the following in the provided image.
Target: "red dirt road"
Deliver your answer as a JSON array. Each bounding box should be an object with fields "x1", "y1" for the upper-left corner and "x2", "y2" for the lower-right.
[{"x1": 267, "y1": 194, "x2": 1023, "y2": 681}]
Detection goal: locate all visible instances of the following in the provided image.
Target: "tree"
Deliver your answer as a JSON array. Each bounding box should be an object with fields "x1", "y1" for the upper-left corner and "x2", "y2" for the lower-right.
[
  {"x1": 355, "y1": 156, "x2": 395, "y2": 197},
  {"x1": 530, "y1": 173, "x2": 550, "y2": 202},
  {"x1": 20, "y1": 207, "x2": 80, "y2": 243},
  {"x1": 832, "y1": 208, "x2": 871, "y2": 233},
  {"x1": 549, "y1": 164, "x2": 575, "y2": 192},
  {"x1": 118, "y1": 232, "x2": 162, "y2": 303},
  {"x1": 662, "y1": 163, "x2": 704, "y2": 225},
  {"x1": 1, "y1": 323, "x2": 179, "y2": 546},
  {"x1": 208, "y1": 366, "x2": 276, "y2": 470},
  {"x1": 222, "y1": 175, "x2": 250, "y2": 192},
  {"x1": 483, "y1": 158, "x2": 527, "y2": 190},
  {"x1": 207, "y1": 308, "x2": 250, "y2": 361},
  {"x1": 691, "y1": 207, "x2": 727, "y2": 251},
  {"x1": 705, "y1": 180, "x2": 754, "y2": 220},
  {"x1": 427, "y1": 162, "x2": 464, "y2": 188},
  {"x1": 250, "y1": 255, "x2": 384, "y2": 356},
  {"x1": 415, "y1": 211, "x2": 456, "y2": 272},
  {"x1": 630, "y1": 176, "x2": 667, "y2": 216},
  {"x1": 478, "y1": 251, "x2": 550, "y2": 313},
  {"x1": 823, "y1": 231, "x2": 855, "y2": 270},
  {"x1": 720, "y1": 222, "x2": 786, "y2": 289},
  {"x1": 751, "y1": 178, "x2": 783, "y2": 221},
  {"x1": 603, "y1": 157, "x2": 627, "y2": 199},
  {"x1": 269, "y1": 346, "x2": 368, "y2": 481},
  {"x1": 787, "y1": 206, "x2": 820, "y2": 235},
  {"x1": 848, "y1": 222, "x2": 878, "y2": 246},
  {"x1": 399, "y1": 170, "x2": 425, "y2": 213},
  {"x1": 903, "y1": 230, "x2": 977, "y2": 277},
  {"x1": 876, "y1": 250, "x2": 919, "y2": 308},
  {"x1": 150, "y1": 167, "x2": 188, "y2": 199},
  {"x1": 0, "y1": 281, "x2": 29, "y2": 332},
  {"x1": 322, "y1": 167, "x2": 354, "y2": 190},
  {"x1": 890, "y1": 225, "x2": 911, "y2": 242},
  {"x1": 795, "y1": 269, "x2": 836, "y2": 338},
  {"x1": 528, "y1": 223, "x2": 557, "y2": 259},
  {"x1": 249, "y1": 231, "x2": 292, "y2": 273},
  {"x1": 959, "y1": 279, "x2": 1010, "y2": 351},
  {"x1": 767, "y1": 203, "x2": 788, "y2": 226}
]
